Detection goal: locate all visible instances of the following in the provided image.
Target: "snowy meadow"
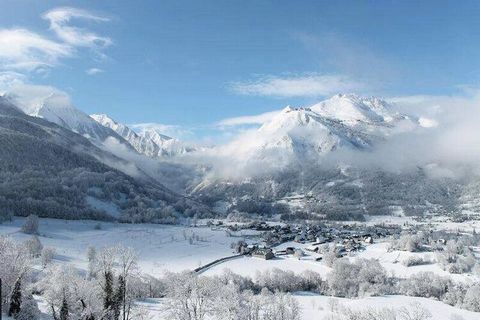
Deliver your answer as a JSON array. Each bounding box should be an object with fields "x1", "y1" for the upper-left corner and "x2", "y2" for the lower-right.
[{"x1": 0, "y1": 216, "x2": 479, "y2": 320}]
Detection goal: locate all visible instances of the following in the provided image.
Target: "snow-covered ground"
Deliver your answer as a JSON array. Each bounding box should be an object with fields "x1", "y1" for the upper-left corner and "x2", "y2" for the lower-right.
[
  {"x1": 1, "y1": 216, "x2": 479, "y2": 319},
  {"x1": 353, "y1": 241, "x2": 479, "y2": 283},
  {"x1": 133, "y1": 293, "x2": 480, "y2": 320},
  {"x1": 0, "y1": 217, "x2": 247, "y2": 277},
  {"x1": 5, "y1": 293, "x2": 480, "y2": 320},
  {"x1": 204, "y1": 240, "x2": 332, "y2": 277},
  {"x1": 294, "y1": 293, "x2": 480, "y2": 320}
]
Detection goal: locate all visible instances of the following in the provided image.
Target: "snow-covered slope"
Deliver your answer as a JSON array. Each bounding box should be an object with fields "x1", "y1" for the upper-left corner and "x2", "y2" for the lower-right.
[
  {"x1": 217, "y1": 95, "x2": 413, "y2": 163},
  {"x1": 191, "y1": 95, "x2": 452, "y2": 218},
  {"x1": 310, "y1": 94, "x2": 418, "y2": 134},
  {"x1": 4, "y1": 91, "x2": 133, "y2": 149},
  {"x1": 137, "y1": 126, "x2": 197, "y2": 157},
  {"x1": 257, "y1": 105, "x2": 372, "y2": 152},
  {"x1": 91, "y1": 113, "x2": 196, "y2": 157},
  {"x1": 311, "y1": 94, "x2": 398, "y2": 124},
  {"x1": 90, "y1": 113, "x2": 139, "y2": 144},
  {"x1": 0, "y1": 97, "x2": 210, "y2": 221}
]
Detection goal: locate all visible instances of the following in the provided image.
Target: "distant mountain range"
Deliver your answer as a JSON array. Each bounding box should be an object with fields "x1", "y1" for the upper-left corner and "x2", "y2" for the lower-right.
[
  {"x1": 187, "y1": 94, "x2": 480, "y2": 220},
  {"x1": 91, "y1": 114, "x2": 197, "y2": 157},
  {"x1": 4, "y1": 89, "x2": 196, "y2": 158},
  {"x1": 5, "y1": 90, "x2": 135, "y2": 150},
  {"x1": 1, "y1": 91, "x2": 477, "y2": 222}
]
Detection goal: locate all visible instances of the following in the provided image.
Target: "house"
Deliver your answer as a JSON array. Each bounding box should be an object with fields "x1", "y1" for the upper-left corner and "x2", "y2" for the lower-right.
[
  {"x1": 436, "y1": 239, "x2": 447, "y2": 245},
  {"x1": 285, "y1": 247, "x2": 296, "y2": 255},
  {"x1": 306, "y1": 244, "x2": 320, "y2": 253},
  {"x1": 252, "y1": 248, "x2": 274, "y2": 260},
  {"x1": 232, "y1": 240, "x2": 248, "y2": 254},
  {"x1": 294, "y1": 235, "x2": 305, "y2": 243},
  {"x1": 293, "y1": 249, "x2": 304, "y2": 259},
  {"x1": 314, "y1": 236, "x2": 328, "y2": 244}
]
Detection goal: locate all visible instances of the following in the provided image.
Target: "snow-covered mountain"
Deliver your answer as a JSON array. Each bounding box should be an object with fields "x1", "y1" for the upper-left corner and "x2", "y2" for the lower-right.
[
  {"x1": 3, "y1": 90, "x2": 133, "y2": 149},
  {"x1": 1, "y1": 90, "x2": 469, "y2": 221},
  {"x1": 216, "y1": 94, "x2": 418, "y2": 164},
  {"x1": 91, "y1": 113, "x2": 197, "y2": 157},
  {"x1": 189, "y1": 94, "x2": 458, "y2": 219},
  {"x1": 0, "y1": 96, "x2": 212, "y2": 221},
  {"x1": 311, "y1": 94, "x2": 404, "y2": 125}
]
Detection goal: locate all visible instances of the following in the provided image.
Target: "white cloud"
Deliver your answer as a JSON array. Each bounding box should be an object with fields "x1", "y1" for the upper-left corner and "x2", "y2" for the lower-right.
[
  {"x1": 418, "y1": 117, "x2": 438, "y2": 128},
  {"x1": 86, "y1": 67, "x2": 104, "y2": 75},
  {"x1": 0, "y1": 7, "x2": 112, "y2": 91},
  {"x1": 387, "y1": 92, "x2": 480, "y2": 121},
  {"x1": 42, "y1": 7, "x2": 112, "y2": 48},
  {"x1": 0, "y1": 71, "x2": 27, "y2": 94},
  {"x1": 217, "y1": 110, "x2": 280, "y2": 127},
  {"x1": 3, "y1": 83, "x2": 72, "y2": 115},
  {"x1": 0, "y1": 28, "x2": 71, "y2": 71},
  {"x1": 231, "y1": 74, "x2": 364, "y2": 98}
]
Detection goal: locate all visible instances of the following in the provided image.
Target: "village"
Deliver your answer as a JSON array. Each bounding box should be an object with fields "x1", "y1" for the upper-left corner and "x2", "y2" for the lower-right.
[{"x1": 218, "y1": 220, "x2": 404, "y2": 261}]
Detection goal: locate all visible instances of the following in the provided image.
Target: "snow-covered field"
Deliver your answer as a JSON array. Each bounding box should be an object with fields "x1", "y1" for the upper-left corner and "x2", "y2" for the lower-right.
[
  {"x1": 1, "y1": 216, "x2": 479, "y2": 320},
  {"x1": 0, "y1": 217, "x2": 242, "y2": 277},
  {"x1": 354, "y1": 241, "x2": 479, "y2": 283},
  {"x1": 294, "y1": 293, "x2": 480, "y2": 320},
  {"x1": 134, "y1": 293, "x2": 480, "y2": 320}
]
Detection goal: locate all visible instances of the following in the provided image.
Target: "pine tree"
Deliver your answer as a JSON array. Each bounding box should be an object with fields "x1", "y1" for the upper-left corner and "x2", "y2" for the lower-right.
[
  {"x1": 8, "y1": 278, "x2": 22, "y2": 317},
  {"x1": 16, "y1": 293, "x2": 41, "y2": 320},
  {"x1": 104, "y1": 271, "x2": 114, "y2": 312},
  {"x1": 60, "y1": 296, "x2": 69, "y2": 320},
  {"x1": 114, "y1": 275, "x2": 126, "y2": 320}
]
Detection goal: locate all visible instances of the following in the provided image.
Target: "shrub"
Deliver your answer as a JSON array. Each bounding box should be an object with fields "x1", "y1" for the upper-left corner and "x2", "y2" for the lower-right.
[
  {"x1": 401, "y1": 255, "x2": 431, "y2": 267},
  {"x1": 463, "y1": 284, "x2": 480, "y2": 312},
  {"x1": 399, "y1": 272, "x2": 450, "y2": 300},
  {"x1": 391, "y1": 233, "x2": 425, "y2": 252},
  {"x1": 436, "y1": 240, "x2": 476, "y2": 274},
  {"x1": 327, "y1": 258, "x2": 389, "y2": 298}
]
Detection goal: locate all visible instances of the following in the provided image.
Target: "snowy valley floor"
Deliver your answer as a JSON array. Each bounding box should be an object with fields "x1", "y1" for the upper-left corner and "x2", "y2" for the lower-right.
[
  {"x1": 0, "y1": 217, "x2": 479, "y2": 320},
  {"x1": 136, "y1": 294, "x2": 480, "y2": 320}
]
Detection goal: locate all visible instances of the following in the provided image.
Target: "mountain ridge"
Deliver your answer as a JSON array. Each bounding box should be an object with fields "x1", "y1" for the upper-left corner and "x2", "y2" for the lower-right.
[
  {"x1": 0, "y1": 97, "x2": 210, "y2": 222},
  {"x1": 3, "y1": 90, "x2": 137, "y2": 152},
  {"x1": 91, "y1": 113, "x2": 197, "y2": 158}
]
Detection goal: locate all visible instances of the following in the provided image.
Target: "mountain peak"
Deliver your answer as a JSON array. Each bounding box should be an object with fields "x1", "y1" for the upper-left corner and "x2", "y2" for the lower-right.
[
  {"x1": 220, "y1": 94, "x2": 419, "y2": 164},
  {"x1": 5, "y1": 90, "x2": 130, "y2": 144},
  {"x1": 282, "y1": 106, "x2": 312, "y2": 113},
  {"x1": 310, "y1": 94, "x2": 398, "y2": 125},
  {"x1": 139, "y1": 127, "x2": 173, "y2": 142},
  {"x1": 91, "y1": 114, "x2": 197, "y2": 157},
  {"x1": 91, "y1": 113, "x2": 115, "y2": 124}
]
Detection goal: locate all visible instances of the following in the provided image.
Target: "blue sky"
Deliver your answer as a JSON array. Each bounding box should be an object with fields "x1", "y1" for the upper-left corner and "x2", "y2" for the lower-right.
[{"x1": 1, "y1": 0, "x2": 479, "y2": 141}]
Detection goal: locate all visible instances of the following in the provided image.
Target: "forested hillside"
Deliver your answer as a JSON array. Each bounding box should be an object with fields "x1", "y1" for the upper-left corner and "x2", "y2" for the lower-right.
[{"x1": 0, "y1": 98, "x2": 209, "y2": 222}]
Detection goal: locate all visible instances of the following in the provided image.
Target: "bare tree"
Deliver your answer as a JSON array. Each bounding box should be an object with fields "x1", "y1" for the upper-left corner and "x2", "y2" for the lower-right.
[
  {"x1": 21, "y1": 214, "x2": 39, "y2": 234},
  {"x1": 398, "y1": 302, "x2": 432, "y2": 320},
  {"x1": 117, "y1": 246, "x2": 138, "y2": 320},
  {"x1": 24, "y1": 235, "x2": 43, "y2": 257},
  {"x1": 41, "y1": 247, "x2": 56, "y2": 268},
  {"x1": 164, "y1": 271, "x2": 219, "y2": 320}
]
